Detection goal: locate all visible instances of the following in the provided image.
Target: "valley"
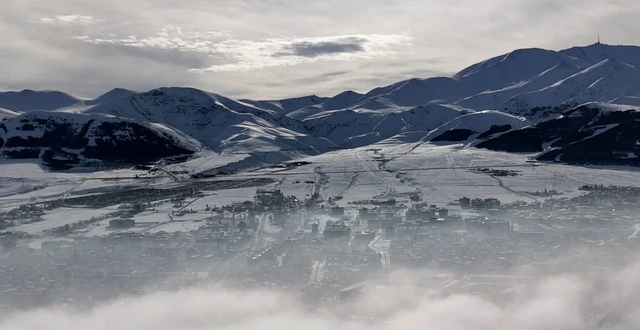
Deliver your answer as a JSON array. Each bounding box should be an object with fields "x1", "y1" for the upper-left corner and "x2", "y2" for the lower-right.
[{"x1": 4, "y1": 42, "x2": 640, "y2": 328}]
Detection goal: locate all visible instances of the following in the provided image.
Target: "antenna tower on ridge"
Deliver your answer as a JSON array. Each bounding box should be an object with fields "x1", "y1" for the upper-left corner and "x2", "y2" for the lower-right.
[{"x1": 597, "y1": 34, "x2": 600, "y2": 44}]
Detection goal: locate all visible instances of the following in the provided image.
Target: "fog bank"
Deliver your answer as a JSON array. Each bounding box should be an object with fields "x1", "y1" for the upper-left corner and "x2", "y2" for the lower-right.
[{"x1": 3, "y1": 262, "x2": 640, "y2": 330}]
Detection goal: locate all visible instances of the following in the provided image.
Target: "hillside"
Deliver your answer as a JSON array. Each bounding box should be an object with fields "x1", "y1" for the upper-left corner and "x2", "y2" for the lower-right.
[
  {"x1": 0, "y1": 90, "x2": 81, "y2": 112},
  {"x1": 476, "y1": 104, "x2": 640, "y2": 166},
  {"x1": 3, "y1": 43, "x2": 640, "y2": 170},
  {"x1": 426, "y1": 111, "x2": 532, "y2": 143},
  {"x1": 0, "y1": 111, "x2": 201, "y2": 170},
  {"x1": 83, "y1": 87, "x2": 332, "y2": 154}
]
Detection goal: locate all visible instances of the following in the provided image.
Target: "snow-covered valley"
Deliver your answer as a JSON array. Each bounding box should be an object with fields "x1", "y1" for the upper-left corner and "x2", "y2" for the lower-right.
[{"x1": 1, "y1": 42, "x2": 640, "y2": 237}]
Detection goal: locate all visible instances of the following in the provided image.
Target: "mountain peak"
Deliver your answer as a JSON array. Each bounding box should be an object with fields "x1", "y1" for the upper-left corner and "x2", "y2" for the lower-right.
[
  {"x1": 0, "y1": 89, "x2": 80, "y2": 112},
  {"x1": 560, "y1": 43, "x2": 640, "y2": 69},
  {"x1": 87, "y1": 88, "x2": 137, "y2": 105}
]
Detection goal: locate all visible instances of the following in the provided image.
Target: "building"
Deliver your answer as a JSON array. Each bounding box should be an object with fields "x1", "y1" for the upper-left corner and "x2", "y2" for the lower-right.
[
  {"x1": 459, "y1": 197, "x2": 471, "y2": 209},
  {"x1": 324, "y1": 220, "x2": 350, "y2": 239},
  {"x1": 359, "y1": 208, "x2": 377, "y2": 220},
  {"x1": 368, "y1": 217, "x2": 399, "y2": 230},
  {"x1": 131, "y1": 203, "x2": 146, "y2": 213},
  {"x1": 254, "y1": 189, "x2": 285, "y2": 207},
  {"x1": 424, "y1": 208, "x2": 436, "y2": 219},
  {"x1": 109, "y1": 219, "x2": 135, "y2": 229},
  {"x1": 465, "y1": 217, "x2": 512, "y2": 235},
  {"x1": 471, "y1": 198, "x2": 501, "y2": 210},
  {"x1": 353, "y1": 230, "x2": 375, "y2": 243},
  {"x1": 0, "y1": 232, "x2": 18, "y2": 244},
  {"x1": 330, "y1": 206, "x2": 345, "y2": 217}
]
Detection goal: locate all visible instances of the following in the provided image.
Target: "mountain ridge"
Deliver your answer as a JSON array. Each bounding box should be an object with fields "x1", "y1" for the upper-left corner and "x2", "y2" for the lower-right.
[{"x1": 4, "y1": 43, "x2": 640, "y2": 171}]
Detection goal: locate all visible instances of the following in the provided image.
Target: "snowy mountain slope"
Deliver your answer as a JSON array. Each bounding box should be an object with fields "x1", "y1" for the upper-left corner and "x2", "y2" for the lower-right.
[
  {"x1": 85, "y1": 88, "x2": 137, "y2": 105},
  {"x1": 560, "y1": 43, "x2": 640, "y2": 69},
  {"x1": 423, "y1": 110, "x2": 532, "y2": 143},
  {"x1": 301, "y1": 103, "x2": 467, "y2": 148},
  {"x1": 320, "y1": 90, "x2": 364, "y2": 110},
  {"x1": 356, "y1": 77, "x2": 466, "y2": 109},
  {"x1": 0, "y1": 108, "x2": 20, "y2": 119},
  {"x1": 505, "y1": 59, "x2": 640, "y2": 113},
  {"x1": 83, "y1": 87, "x2": 331, "y2": 154},
  {"x1": 331, "y1": 44, "x2": 640, "y2": 116},
  {"x1": 454, "y1": 48, "x2": 590, "y2": 92},
  {"x1": 342, "y1": 48, "x2": 592, "y2": 113},
  {"x1": 0, "y1": 90, "x2": 81, "y2": 112},
  {"x1": 303, "y1": 109, "x2": 405, "y2": 147},
  {"x1": 287, "y1": 91, "x2": 364, "y2": 120},
  {"x1": 240, "y1": 95, "x2": 328, "y2": 115},
  {"x1": 5, "y1": 43, "x2": 640, "y2": 170},
  {"x1": 455, "y1": 61, "x2": 584, "y2": 110},
  {"x1": 0, "y1": 111, "x2": 201, "y2": 169},
  {"x1": 477, "y1": 104, "x2": 640, "y2": 166},
  {"x1": 394, "y1": 104, "x2": 468, "y2": 130}
]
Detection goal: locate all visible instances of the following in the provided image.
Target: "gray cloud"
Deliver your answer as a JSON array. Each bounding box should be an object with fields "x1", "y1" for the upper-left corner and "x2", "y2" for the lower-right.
[
  {"x1": 320, "y1": 70, "x2": 351, "y2": 78},
  {"x1": 2, "y1": 0, "x2": 640, "y2": 99},
  {"x1": 85, "y1": 43, "x2": 209, "y2": 69},
  {"x1": 280, "y1": 38, "x2": 367, "y2": 58}
]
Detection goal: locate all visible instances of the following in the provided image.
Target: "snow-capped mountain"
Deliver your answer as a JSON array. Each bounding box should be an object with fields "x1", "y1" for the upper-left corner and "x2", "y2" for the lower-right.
[
  {"x1": 505, "y1": 59, "x2": 640, "y2": 113},
  {"x1": 424, "y1": 111, "x2": 532, "y2": 143},
  {"x1": 83, "y1": 87, "x2": 323, "y2": 151},
  {"x1": 0, "y1": 111, "x2": 200, "y2": 169},
  {"x1": 477, "y1": 104, "x2": 640, "y2": 166},
  {"x1": 302, "y1": 103, "x2": 468, "y2": 148},
  {"x1": 4, "y1": 42, "x2": 640, "y2": 170},
  {"x1": 241, "y1": 95, "x2": 328, "y2": 116},
  {"x1": 0, "y1": 90, "x2": 81, "y2": 112},
  {"x1": 85, "y1": 88, "x2": 137, "y2": 105}
]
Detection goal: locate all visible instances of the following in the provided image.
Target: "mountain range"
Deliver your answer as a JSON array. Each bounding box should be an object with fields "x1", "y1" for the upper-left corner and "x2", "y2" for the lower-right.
[{"x1": 3, "y1": 42, "x2": 640, "y2": 171}]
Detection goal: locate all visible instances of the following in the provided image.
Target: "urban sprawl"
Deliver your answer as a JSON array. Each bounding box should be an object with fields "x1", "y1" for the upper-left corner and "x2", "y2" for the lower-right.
[{"x1": 0, "y1": 183, "x2": 639, "y2": 327}]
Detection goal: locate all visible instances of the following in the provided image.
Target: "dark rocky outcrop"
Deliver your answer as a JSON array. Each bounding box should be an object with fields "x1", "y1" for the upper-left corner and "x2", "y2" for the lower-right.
[
  {"x1": 0, "y1": 112, "x2": 199, "y2": 170},
  {"x1": 431, "y1": 129, "x2": 476, "y2": 142},
  {"x1": 477, "y1": 105, "x2": 640, "y2": 166}
]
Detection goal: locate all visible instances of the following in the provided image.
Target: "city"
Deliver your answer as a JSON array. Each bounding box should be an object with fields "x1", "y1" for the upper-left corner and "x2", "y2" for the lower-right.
[{"x1": 2, "y1": 178, "x2": 639, "y2": 328}]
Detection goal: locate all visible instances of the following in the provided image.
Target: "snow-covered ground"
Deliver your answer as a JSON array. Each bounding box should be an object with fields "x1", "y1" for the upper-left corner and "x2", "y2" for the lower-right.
[
  {"x1": 4, "y1": 143, "x2": 640, "y2": 240},
  {"x1": 0, "y1": 160, "x2": 174, "y2": 208},
  {"x1": 13, "y1": 207, "x2": 117, "y2": 236},
  {"x1": 224, "y1": 143, "x2": 640, "y2": 206}
]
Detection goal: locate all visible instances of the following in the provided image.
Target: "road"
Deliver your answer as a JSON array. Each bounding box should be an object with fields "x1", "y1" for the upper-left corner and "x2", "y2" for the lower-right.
[
  {"x1": 251, "y1": 213, "x2": 270, "y2": 251},
  {"x1": 490, "y1": 175, "x2": 539, "y2": 202},
  {"x1": 369, "y1": 236, "x2": 391, "y2": 269},
  {"x1": 355, "y1": 149, "x2": 393, "y2": 199},
  {"x1": 140, "y1": 195, "x2": 205, "y2": 233},
  {"x1": 308, "y1": 258, "x2": 327, "y2": 285},
  {"x1": 154, "y1": 167, "x2": 179, "y2": 182},
  {"x1": 61, "y1": 179, "x2": 87, "y2": 200},
  {"x1": 224, "y1": 163, "x2": 547, "y2": 178}
]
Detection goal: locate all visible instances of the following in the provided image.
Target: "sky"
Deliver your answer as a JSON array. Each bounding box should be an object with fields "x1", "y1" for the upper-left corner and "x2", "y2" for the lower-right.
[{"x1": 2, "y1": 0, "x2": 640, "y2": 100}]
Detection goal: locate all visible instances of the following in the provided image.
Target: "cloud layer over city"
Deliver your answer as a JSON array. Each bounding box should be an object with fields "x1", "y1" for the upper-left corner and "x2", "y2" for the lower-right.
[
  {"x1": 3, "y1": 262, "x2": 640, "y2": 330},
  {"x1": 2, "y1": 0, "x2": 640, "y2": 99}
]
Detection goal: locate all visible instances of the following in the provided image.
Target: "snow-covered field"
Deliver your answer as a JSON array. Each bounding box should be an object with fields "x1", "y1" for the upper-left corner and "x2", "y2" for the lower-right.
[
  {"x1": 230, "y1": 143, "x2": 640, "y2": 205},
  {"x1": 0, "y1": 160, "x2": 173, "y2": 208},
  {"x1": 4, "y1": 143, "x2": 640, "y2": 239},
  {"x1": 15, "y1": 207, "x2": 116, "y2": 236}
]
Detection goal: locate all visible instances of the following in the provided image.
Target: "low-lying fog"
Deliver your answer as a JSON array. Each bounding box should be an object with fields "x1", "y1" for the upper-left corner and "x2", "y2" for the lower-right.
[{"x1": 3, "y1": 259, "x2": 640, "y2": 330}]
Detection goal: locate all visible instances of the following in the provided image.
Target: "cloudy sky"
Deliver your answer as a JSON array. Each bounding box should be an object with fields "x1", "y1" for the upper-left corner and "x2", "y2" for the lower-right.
[{"x1": 2, "y1": 1, "x2": 639, "y2": 99}]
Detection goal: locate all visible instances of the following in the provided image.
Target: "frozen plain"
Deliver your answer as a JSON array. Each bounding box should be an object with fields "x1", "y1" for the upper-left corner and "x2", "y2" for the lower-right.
[{"x1": 3, "y1": 141, "x2": 640, "y2": 238}]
